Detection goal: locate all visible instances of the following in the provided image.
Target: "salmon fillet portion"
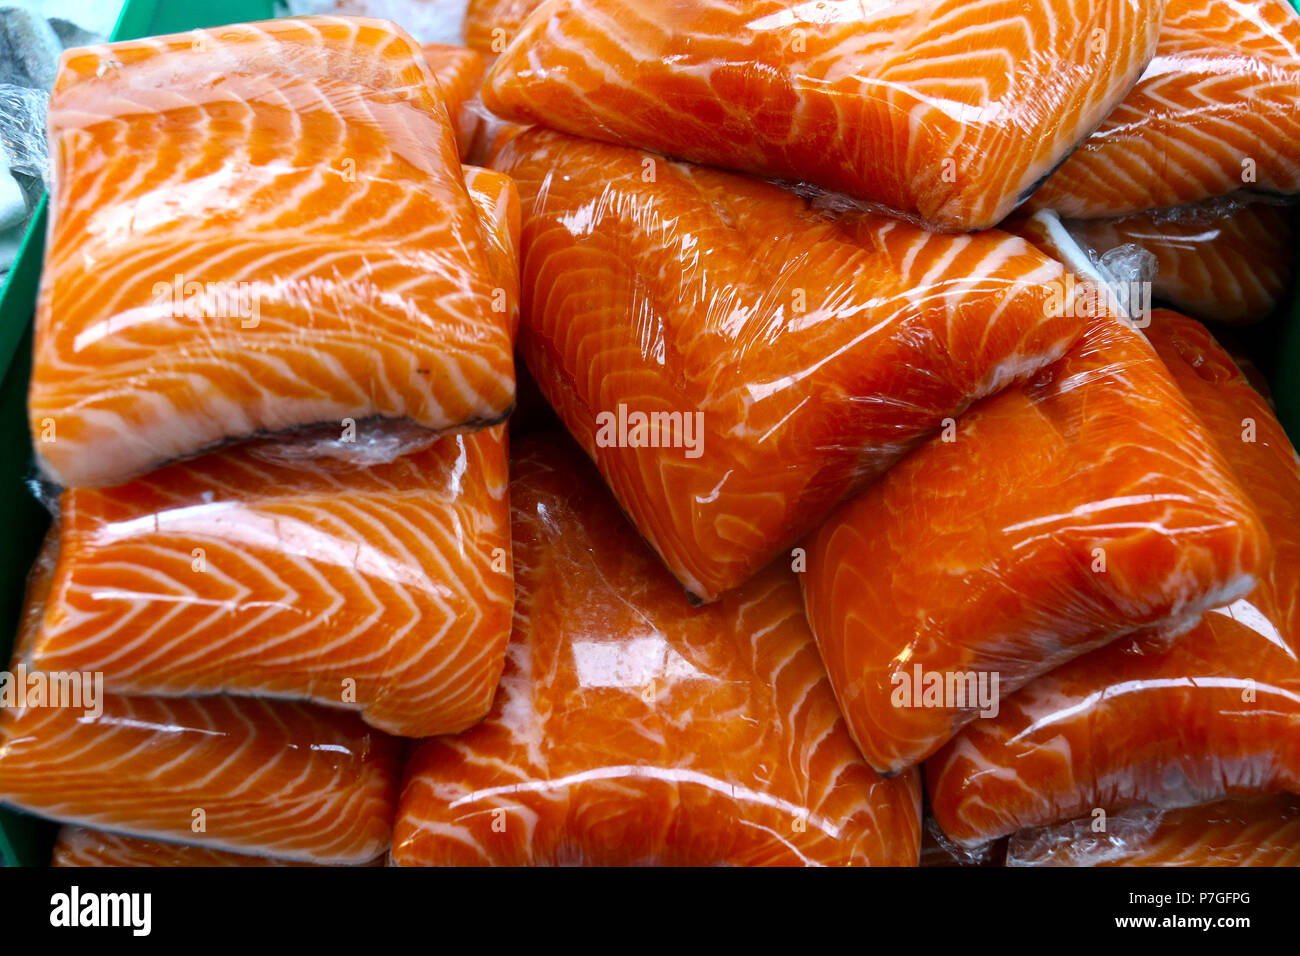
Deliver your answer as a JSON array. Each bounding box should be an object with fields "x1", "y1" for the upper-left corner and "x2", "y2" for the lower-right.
[
  {"x1": 803, "y1": 314, "x2": 1266, "y2": 773},
  {"x1": 0, "y1": 540, "x2": 402, "y2": 864},
  {"x1": 1064, "y1": 199, "x2": 1295, "y2": 325},
  {"x1": 497, "y1": 128, "x2": 1089, "y2": 601},
  {"x1": 482, "y1": 0, "x2": 1165, "y2": 231},
  {"x1": 26, "y1": 426, "x2": 512, "y2": 738},
  {"x1": 1028, "y1": 0, "x2": 1300, "y2": 218},
  {"x1": 30, "y1": 16, "x2": 514, "y2": 487},
  {"x1": 465, "y1": 0, "x2": 546, "y2": 53},
  {"x1": 393, "y1": 437, "x2": 921, "y2": 866},
  {"x1": 51, "y1": 826, "x2": 359, "y2": 866},
  {"x1": 927, "y1": 312, "x2": 1300, "y2": 846},
  {"x1": 422, "y1": 42, "x2": 486, "y2": 157},
  {"x1": 1007, "y1": 796, "x2": 1300, "y2": 866}
]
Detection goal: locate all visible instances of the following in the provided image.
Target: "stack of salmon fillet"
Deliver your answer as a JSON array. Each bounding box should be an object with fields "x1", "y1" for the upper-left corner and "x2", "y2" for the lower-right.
[{"x1": 1, "y1": 0, "x2": 1298, "y2": 867}]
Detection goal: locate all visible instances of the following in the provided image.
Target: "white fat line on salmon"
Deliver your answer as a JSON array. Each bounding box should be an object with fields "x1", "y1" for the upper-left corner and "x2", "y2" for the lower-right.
[
  {"x1": 152, "y1": 273, "x2": 261, "y2": 328},
  {"x1": 50, "y1": 886, "x2": 151, "y2": 937},
  {"x1": 595, "y1": 404, "x2": 705, "y2": 459},
  {"x1": 0, "y1": 664, "x2": 103, "y2": 718},
  {"x1": 890, "y1": 664, "x2": 999, "y2": 718}
]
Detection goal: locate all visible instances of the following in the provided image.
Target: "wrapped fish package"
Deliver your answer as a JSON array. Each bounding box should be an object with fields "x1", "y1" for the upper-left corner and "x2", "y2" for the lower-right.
[
  {"x1": 30, "y1": 17, "x2": 516, "y2": 487},
  {"x1": 393, "y1": 437, "x2": 921, "y2": 866},
  {"x1": 802, "y1": 313, "x2": 1266, "y2": 773},
  {"x1": 927, "y1": 312, "x2": 1300, "y2": 846},
  {"x1": 496, "y1": 128, "x2": 1092, "y2": 602}
]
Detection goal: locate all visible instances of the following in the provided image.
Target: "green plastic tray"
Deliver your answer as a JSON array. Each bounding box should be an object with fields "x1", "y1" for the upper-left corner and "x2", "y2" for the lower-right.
[{"x1": 0, "y1": 0, "x2": 1297, "y2": 867}]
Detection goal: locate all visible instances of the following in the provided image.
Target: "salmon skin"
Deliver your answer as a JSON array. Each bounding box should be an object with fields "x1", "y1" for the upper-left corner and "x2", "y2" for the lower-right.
[
  {"x1": 482, "y1": 0, "x2": 1165, "y2": 232},
  {"x1": 1007, "y1": 796, "x2": 1300, "y2": 867},
  {"x1": 392, "y1": 436, "x2": 922, "y2": 866},
  {"x1": 26, "y1": 426, "x2": 512, "y2": 738},
  {"x1": 496, "y1": 128, "x2": 1089, "y2": 602},
  {"x1": 30, "y1": 16, "x2": 515, "y2": 488},
  {"x1": 802, "y1": 313, "x2": 1265, "y2": 774},
  {"x1": 927, "y1": 312, "x2": 1300, "y2": 847},
  {"x1": 0, "y1": 540, "x2": 402, "y2": 864},
  {"x1": 1028, "y1": 0, "x2": 1300, "y2": 218},
  {"x1": 422, "y1": 43, "x2": 486, "y2": 158},
  {"x1": 50, "y1": 826, "x2": 367, "y2": 867},
  {"x1": 1064, "y1": 198, "x2": 1296, "y2": 325}
]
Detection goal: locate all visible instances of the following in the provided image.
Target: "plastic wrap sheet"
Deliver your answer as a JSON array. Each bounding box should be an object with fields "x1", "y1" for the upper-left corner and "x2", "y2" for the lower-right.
[
  {"x1": 29, "y1": 16, "x2": 514, "y2": 488},
  {"x1": 0, "y1": 539, "x2": 402, "y2": 864},
  {"x1": 802, "y1": 313, "x2": 1265, "y2": 774},
  {"x1": 1027, "y1": 0, "x2": 1300, "y2": 218},
  {"x1": 495, "y1": 127, "x2": 1091, "y2": 602},
  {"x1": 421, "y1": 42, "x2": 485, "y2": 158},
  {"x1": 927, "y1": 311, "x2": 1300, "y2": 847},
  {"x1": 1007, "y1": 796, "x2": 1300, "y2": 867},
  {"x1": 24, "y1": 426, "x2": 512, "y2": 738},
  {"x1": 392, "y1": 436, "x2": 922, "y2": 867},
  {"x1": 481, "y1": 0, "x2": 1164, "y2": 231},
  {"x1": 0, "y1": 83, "x2": 48, "y2": 181},
  {"x1": 1065, "y1": 198, "x2": 1297, "y2": 325}
]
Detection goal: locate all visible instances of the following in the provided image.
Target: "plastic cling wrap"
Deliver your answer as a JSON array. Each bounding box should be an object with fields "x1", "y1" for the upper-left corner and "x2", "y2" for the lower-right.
[
  {"x1": 30, "y1": 16, "x2": 514, "y2": 488},
  {"x1": 927, "y1": 311, "x2": 1300, "y2": 847},
  {"x1": 392, "y1": 437, "x2": 922, "y2": 867},
  {"x1": 1064, "y1": 198, "x2": 1296, "y2": 325},
  {"x1": 26, "y1": 427, "x2": 512, "y2": 739},
  {"x1": 1028, "y1": 0, "x2": 1300, "y2": 218},
  {"x1": 482, "y1": 0, "x2": 1164, "y2": 231},
  {"x1": 464, "y1": 0, "x2": 546, "y2": 53},
  {"x1": 802, "y1": 314, "x2": 1265, "y2": 774},
  {"x1": 50, "y1": 826, "x2": 356, "y2": 867},
  {"x1": 421, "y1": 42, "x2": 486, "y2": 158},
  {"x1": 1006, "y1": 797, "x2": 1300, "y2": 867},
  {"x1": 0, "y1": 540, "x2": 402, "y2": 864},
  {"x1": 496, "y1": 128, "x2": 1090, "y2": 602}
]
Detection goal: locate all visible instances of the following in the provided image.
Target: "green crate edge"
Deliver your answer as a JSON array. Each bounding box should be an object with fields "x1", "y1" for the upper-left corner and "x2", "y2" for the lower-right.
[
  {"x1": 1, "y1": 0, "x2": 1299, "y2": 866},
  {"x1": 0, "y1": 0, "x2": 277, "y2": 868}
]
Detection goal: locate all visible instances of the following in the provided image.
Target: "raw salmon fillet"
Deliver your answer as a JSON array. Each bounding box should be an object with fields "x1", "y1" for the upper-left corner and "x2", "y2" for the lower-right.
[
  {"x1": 1065, "y1": 199, "x2": 1295, "y2": 325},
  {"x1": 422, "y1": 42, "x2": 485, "y2": 157},
  {"x1": 462, "y1": 165, "x2": 521, "y2": 339},
  {"x1": 51, "y1": 826, "x2": 332, "y2": 867},
  {"x1": 465, "y1": 0, "x2": 546, "y2": 53},
  {"x1": 28, "y1": 426, "x2": 513, "y2": 738},
  {"x1": 482, "y1": 0, "x2": 1165, "y2": 231},
  {"x1": 30, "y1": 16, "x2": 514, "y2": 488},
  {"x1": 1028, "y1": 0, "x2": 1300, "y2": 218},
  {"x1": 802, "y1": 314, "x2": 1266, "y2": 773},
  {"x1": 497, "y1": 128, "x2": 1089, "y2": 601},
  {"x1": 1007, "y1": 796, "x2": 1300, "y2": 866},
  {"x1": 0, "y1": 540, "x2": 402, "y2": 864},
  {"x1": 392, "y1": 437, "x2": 922, "y2": 866},
  {"x1": 927, "y1": 312, "x2": 1300, "y2": 846}
]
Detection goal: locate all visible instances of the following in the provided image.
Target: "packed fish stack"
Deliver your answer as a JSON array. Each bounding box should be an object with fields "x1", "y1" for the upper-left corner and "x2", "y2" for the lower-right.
[{"x1": 0, "y1": 0, "x2": 1296, "y2": 867}]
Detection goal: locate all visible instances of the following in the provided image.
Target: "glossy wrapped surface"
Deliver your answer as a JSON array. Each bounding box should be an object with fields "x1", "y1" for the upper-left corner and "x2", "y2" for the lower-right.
[
  {"x1": 927, "y1": 312, "x2": 1300, "y2": 846},
  {"x1": 393, "y1": 437, "x2": 921, "y2": 866},
  {"x1": 30, "y1": 16, "x2": 514, "y2": 487},
  {"x1": 481, "y1": 0, "x2": 1164, "y2": 231},
  {"x1": 497, "y1": 128, "x2": 1089, "y2": 601}
]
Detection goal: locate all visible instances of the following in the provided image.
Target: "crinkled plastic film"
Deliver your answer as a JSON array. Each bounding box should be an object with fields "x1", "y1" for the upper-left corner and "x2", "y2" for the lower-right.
[
  {"x1": 1006, "y1": 797, "x2": 1300, "y2": 867},
  {"x1": 927, "y1": 311, "x2": 1300, "y2": 847},
  {"x1": 0, "y1": 538, "x2": 402, "y2": 864},
  {"x1": 495, "y1": 127, "x2": 1092, "y2": 602},
  {"x1": 392, "y1": 437, "x2": 922, "y2": 866},
  {"x1": 29, "y1": 16, "x2": 514, "y2": 488},
  {"x1": 482, "y1": 0, "x2": 1164, "y2": 231},
  {"x1": 0, "y1": 83, "x2": 50, "y2": 182},
  {"x1": 801, "y1": 313, "x2": 1265, "y2": 773}
]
